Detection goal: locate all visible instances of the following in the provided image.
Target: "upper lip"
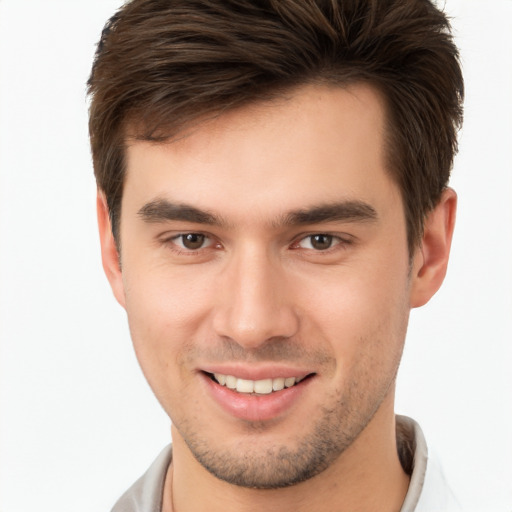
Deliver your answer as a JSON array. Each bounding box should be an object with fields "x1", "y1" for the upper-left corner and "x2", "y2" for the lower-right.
[{"x1": 199, "y1": 364, "x2": 314, "y2": 381}]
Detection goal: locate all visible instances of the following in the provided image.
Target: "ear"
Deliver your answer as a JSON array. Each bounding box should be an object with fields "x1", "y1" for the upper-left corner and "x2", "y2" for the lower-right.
[
  {"x1": 97, "y1": 190, "x2": 126, "y2": 308},
  {"x1": 410, "y1": 188, "x2": 457, "y2": 308}
]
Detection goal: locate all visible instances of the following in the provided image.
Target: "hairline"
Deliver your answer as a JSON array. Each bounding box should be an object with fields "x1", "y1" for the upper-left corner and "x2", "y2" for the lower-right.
[{"x1": 107, "y1": 78, "x2": 425, "y2": 257}]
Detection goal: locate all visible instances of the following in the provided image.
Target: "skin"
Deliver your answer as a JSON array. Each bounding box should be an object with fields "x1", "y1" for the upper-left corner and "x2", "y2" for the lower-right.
[{"x1": 98, "y1": 84, "x2": 456, "y2": 512}]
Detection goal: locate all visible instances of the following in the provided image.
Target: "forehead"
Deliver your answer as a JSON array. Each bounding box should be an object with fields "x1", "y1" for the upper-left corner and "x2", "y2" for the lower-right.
[{"x1": 123, "y1": 84, "x2": 398, "y2": 224}]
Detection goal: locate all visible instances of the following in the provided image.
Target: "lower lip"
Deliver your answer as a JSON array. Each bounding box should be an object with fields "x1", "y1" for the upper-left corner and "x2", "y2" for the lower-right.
[{"x1": 200, "y1": 373, "x2": 312, "y2": 422}]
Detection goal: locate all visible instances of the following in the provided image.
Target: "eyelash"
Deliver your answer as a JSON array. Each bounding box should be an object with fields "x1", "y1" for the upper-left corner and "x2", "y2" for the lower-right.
[
  {"x1": 290, "y1": 233, "x2": 352, "y2": 252},
  {"x1": 163, "y1": 233, "x2": 219, "y2": 254},
  {"x1": 161, "y1": 232, "x2": 352, "y2": 255}
]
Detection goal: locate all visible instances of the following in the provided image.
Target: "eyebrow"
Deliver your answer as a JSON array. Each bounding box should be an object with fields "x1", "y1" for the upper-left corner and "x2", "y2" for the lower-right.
[
  {"x1": 138, "y1": 199, "x2": 227, "y2": 226},
  {"x1": 137, "y1": 198, "x2": 378, "y2": 228},
  {"x1": 280, "y1": 201, "x2": 378, "y2": 226}
]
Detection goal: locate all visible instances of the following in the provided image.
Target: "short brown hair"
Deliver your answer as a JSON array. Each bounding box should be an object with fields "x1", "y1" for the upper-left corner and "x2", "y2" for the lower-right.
[{"x1": 88, "y1": 0, "x2": 463, "y2": 252}]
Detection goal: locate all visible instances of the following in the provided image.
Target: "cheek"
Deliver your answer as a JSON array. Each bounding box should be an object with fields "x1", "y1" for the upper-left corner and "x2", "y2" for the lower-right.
[
  {"x1": 315, "y1": 280, "x2": 410, "y2": 412},
  {"x1": 121, "y1": 266, "x2": 216, "y2": 391},
  {"x1": 298, "y1": 263, "x2": 410, "y2": 367},
  {"x1": 123, "y1": 259, "x2": 215, "y2": 332}
]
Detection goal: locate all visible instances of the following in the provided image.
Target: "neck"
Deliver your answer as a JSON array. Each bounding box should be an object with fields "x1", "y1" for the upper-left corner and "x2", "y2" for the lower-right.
[{"x1": 164, "y1": 394, "x2": 409, "y2": 512}]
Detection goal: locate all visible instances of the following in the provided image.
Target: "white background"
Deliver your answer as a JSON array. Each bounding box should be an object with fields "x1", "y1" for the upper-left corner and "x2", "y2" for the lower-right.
[{"x1": 0, "y1": 1, "x2": 511, "y2": 511}]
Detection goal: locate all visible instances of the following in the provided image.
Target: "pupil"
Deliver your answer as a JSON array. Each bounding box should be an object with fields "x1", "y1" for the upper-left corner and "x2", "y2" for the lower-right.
[
  {"x1": 183, "y1": 233, "x2": 205, "y2": 249},
  {"x1": 311, "y1": 234, "x2": 332, "y2": 250}
]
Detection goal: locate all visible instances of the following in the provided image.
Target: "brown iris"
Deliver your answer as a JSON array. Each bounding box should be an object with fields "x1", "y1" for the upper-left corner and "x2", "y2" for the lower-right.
[
  {"x1": 310, "y1": 234, "x2": 333, "y2": 250},
  {"x1": 181, "y1": 233, "x2": 206, "y2": 250}
]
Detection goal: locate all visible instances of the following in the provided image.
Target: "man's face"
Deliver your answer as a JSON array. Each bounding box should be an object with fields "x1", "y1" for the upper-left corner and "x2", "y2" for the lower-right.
[{"x1": 111, "y1": 84, "x2": 416, "y2": 487}]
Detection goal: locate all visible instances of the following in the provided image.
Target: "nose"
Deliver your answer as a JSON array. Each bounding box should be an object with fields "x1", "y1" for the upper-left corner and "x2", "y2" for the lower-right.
[{"x1": 212, "y1": 245, "x2": 299, "y2": 349}]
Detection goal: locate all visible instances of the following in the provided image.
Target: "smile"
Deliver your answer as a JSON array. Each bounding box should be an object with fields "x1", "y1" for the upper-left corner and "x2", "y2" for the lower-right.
[
  {"x1": 210, "y1": 373, "x2": 307, "y2": 395},
  {"x1": 201, "y1": 370, "x2": 315, "y2": 421}
]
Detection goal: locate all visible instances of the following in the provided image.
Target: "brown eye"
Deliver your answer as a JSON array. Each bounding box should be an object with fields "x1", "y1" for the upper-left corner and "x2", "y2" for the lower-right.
[
  {"x1": 179, "y1": 233, "x2": 207, "y2": 250},
  {"x1": 296, "y1": 234, "x2": 338, "y2": 251},
  {"x1": 309, "y1": 234, "x2": 334, "y2": 250}
]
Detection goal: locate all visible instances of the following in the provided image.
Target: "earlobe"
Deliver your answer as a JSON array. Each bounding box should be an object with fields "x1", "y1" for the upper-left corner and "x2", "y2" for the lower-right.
[
  {"x1": 97, "y1": 191, "x2": 126, "y2": 308},
  {"x1": 410, "y1": 188, "x2": 457, "y2": 308}
]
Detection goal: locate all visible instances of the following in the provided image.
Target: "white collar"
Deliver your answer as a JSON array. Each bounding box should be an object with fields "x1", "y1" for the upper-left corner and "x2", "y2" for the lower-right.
[
  {"x1": 111, "y1": 416, "x2": 461, "y2": 512},
  {"x1": 397, "y1": 415, "x2": 462, "y2": 512}
]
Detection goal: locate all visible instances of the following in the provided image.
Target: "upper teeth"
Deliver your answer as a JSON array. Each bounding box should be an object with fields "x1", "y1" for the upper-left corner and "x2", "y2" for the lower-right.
[{"x1": 213, "y1": 374, "x2": 303, "y2": 394}]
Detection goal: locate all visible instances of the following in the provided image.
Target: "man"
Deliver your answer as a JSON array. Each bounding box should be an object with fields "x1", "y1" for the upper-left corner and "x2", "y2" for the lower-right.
[{"x1": 87, "y1": 0, "x2": 463, "y2": 510}]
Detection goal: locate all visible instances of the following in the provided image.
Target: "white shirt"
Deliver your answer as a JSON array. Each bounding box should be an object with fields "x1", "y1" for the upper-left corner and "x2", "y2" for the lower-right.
[
  {"x1": 111, "y1": 415, "x2": 461, "y2": 512},
  {"x1": 397, "y1": 415, "x2": 462, "y2": 511}
]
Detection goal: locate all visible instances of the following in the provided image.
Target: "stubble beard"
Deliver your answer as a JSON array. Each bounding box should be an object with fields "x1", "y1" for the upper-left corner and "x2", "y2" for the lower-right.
[
  {"x1": 168, "y1": 323, "x2": 406, "y2": 489},
  {"x1": 174, "y1": 379, "x2": 394, "y2": 489}
]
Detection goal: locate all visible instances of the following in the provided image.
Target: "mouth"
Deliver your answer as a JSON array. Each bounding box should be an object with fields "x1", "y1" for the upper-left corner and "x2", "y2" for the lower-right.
[
  {"x1": 201, "y1": 368, "x2": 316, "y2": 421},
  {"x1": 205, "y1": 372, "x2": 314, "y2": 395}
]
